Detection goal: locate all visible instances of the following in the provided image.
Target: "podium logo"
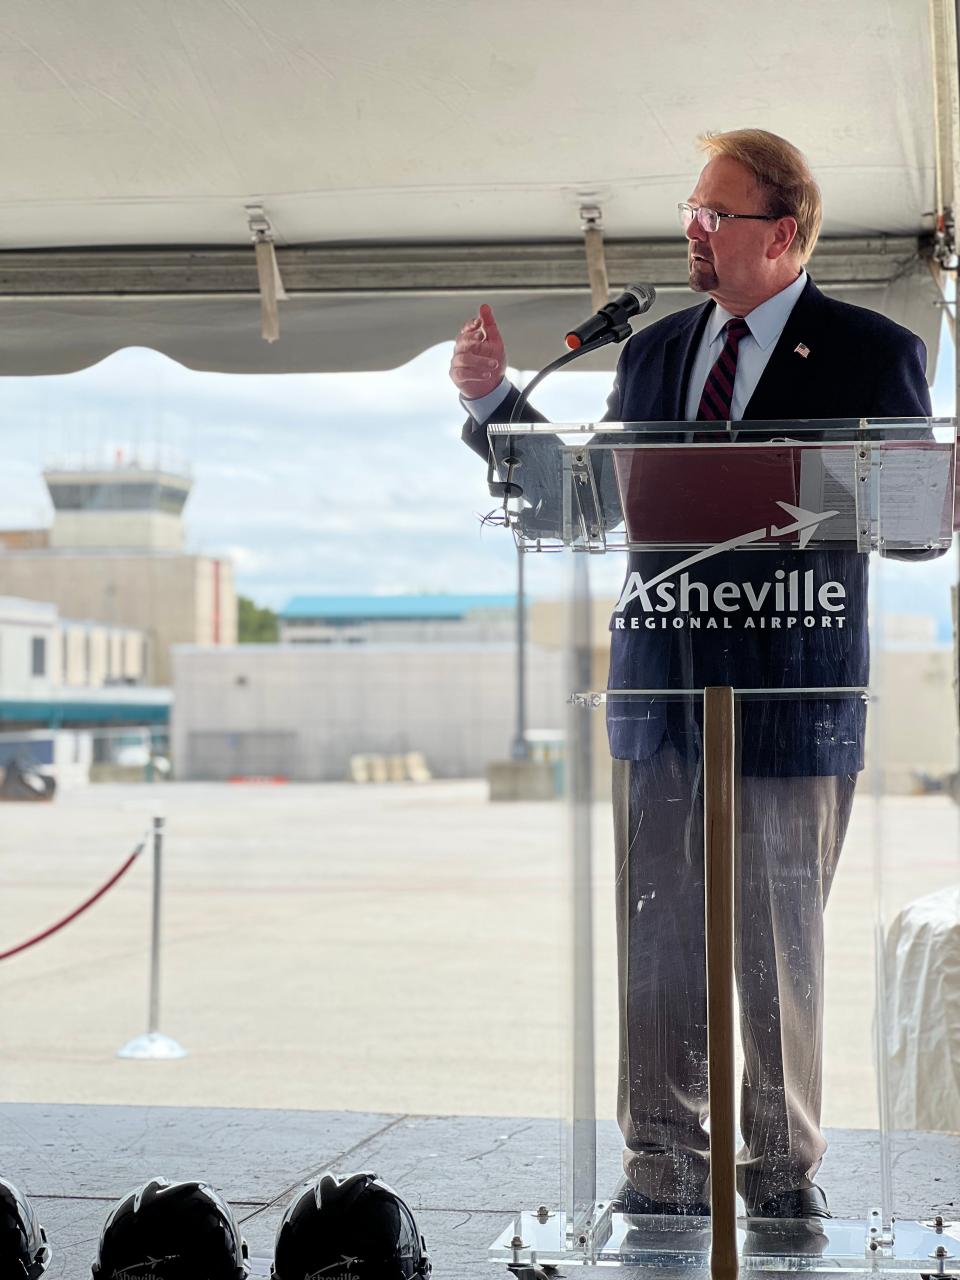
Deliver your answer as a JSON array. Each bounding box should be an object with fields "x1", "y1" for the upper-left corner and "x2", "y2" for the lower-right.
[
  {"x1": 614, "y1": 502, "x2": 847, "y2": 631},
  {"x1": 115, "y1": 1259, "x2": 183, "y2": 1279},
  {"x1": 305, "y1": 1261, "x2": 363, "y2": 1280}
]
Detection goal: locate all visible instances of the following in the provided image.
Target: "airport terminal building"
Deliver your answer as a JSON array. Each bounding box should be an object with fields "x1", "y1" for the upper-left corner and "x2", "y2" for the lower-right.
[{"x1": 173, "y1": 594, "x2": 565, "y2": 781}]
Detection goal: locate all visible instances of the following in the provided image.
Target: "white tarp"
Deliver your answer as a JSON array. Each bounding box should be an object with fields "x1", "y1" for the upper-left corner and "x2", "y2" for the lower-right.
[
  {"x1": 882, "y1": 885, "x2": 960, "y2": 1132},
  {"x1": 0, "y1": 0, "x2": 945, "y2": 374}
]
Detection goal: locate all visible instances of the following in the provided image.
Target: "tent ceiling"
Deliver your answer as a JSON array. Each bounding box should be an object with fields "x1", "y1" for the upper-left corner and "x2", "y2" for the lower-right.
[
  {"x1": 0, "y1": 0, "x2": 945, "y2": 374},
  {"x1": 0, "y1": 236, "x2": 939, "y2": 375}
]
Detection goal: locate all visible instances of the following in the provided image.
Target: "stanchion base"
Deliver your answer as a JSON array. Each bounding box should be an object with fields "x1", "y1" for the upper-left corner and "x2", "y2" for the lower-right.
[{"x1": 117, "y1": 1032, "x2": 188, "y2": 1060}]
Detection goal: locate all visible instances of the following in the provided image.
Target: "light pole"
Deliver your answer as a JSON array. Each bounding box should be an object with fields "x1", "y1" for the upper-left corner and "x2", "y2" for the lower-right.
[{"x1": 510, "y1": 544, "x2": 529, "y2": 760}]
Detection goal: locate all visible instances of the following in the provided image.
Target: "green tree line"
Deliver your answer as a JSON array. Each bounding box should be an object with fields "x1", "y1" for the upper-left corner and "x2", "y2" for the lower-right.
[{"x1": 237, "y1": 595, "x2": 278, "y2": 643}]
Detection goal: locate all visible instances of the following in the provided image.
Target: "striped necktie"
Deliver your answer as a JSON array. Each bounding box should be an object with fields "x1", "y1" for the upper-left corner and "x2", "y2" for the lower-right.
[{"x1": 696, "y1": 316, "x2": 750, "y2": 421}]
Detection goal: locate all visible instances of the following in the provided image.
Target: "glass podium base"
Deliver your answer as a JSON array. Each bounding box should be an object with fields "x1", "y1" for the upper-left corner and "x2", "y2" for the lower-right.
[{"x1": 491, "y1": 1209, "x2": 960, "y2": 1273}]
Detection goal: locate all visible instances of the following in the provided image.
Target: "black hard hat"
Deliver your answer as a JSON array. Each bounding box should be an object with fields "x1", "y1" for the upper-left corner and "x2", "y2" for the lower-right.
[
  {"x1": 91, "y1": 1177, "x2": 248, "y2": 1279},
  {"x1": 0, "y1": 1176, "x2": 51, "y2": 1278},
  {"x1": 271, "y1": 1171, "x2": 431, "y2": 1280}
]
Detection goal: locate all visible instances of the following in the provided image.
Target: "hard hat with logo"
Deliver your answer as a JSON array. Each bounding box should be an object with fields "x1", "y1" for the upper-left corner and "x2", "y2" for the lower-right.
[
  {"x1": 271, "y1": 1171, "x2": 431, "y2": 1280},
  {"x1": 90, "y1": 1177, "x2": 248, "y2": 1279},
  {"x1": 0, "y1": 1176, "x2": 51, "y2": 1278}
]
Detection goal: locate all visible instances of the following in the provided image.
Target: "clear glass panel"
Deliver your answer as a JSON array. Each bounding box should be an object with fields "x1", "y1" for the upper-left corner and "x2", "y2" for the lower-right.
[
  {"x1": 872, "y1": 542, "x2": 960, "y2": 1234},
  {"x1": 492, "y1": 420, "x2": 960, "y2": 1274}
]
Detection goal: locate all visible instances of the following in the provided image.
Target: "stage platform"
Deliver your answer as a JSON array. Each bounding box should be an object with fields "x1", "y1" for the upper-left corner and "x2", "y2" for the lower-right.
[{"x1": 2, "y1": 1103, "x2": 957, "y2": 1277}]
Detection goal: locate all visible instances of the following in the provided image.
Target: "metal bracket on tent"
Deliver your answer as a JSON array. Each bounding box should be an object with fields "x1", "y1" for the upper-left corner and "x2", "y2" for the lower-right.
[
  {"x1": 580, "y1": 203, "x2": 610, "y2": 311},
  {"x1": 246, "y1": 204, "x2": 288, "y2": 344},
  {"x1": 932, "y1": 207, "x2": 956, "y2": 268}
]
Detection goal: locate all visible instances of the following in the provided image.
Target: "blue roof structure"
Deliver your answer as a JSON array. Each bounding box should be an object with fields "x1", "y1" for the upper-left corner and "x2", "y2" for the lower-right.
[
  {"x1": 0, "y1": 690, "x2": 171, "y2": 727},
  {"x1": 280, "y1": 594, "x2": 516, "y2": 622}
]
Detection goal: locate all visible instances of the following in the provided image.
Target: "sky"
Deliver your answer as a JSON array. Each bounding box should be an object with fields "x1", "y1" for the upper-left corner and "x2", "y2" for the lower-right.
[
  {"x1": 0, "y1": 319, "x2": 956, "y2": 628},
  {"x1": 0, "y1": 339, "x2": 614, "y2": 609}
]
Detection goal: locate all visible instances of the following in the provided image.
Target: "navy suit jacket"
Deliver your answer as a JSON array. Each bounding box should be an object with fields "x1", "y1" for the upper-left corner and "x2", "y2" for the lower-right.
[{"x1": 462, "y1": 277, "x2": 933, "y2": 775}]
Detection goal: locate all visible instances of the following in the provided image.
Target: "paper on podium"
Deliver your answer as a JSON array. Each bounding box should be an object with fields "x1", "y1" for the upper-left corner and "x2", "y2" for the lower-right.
[
  {"x1": 798, "y1": 442, "x2": 952, "y2": 545},
  {"x1": 796, "y1": 447, "x2": 857, "y2": 541}
]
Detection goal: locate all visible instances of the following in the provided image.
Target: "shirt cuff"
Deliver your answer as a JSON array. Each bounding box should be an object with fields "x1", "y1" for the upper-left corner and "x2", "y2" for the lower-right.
[{"x1": 460, "y1": 377, "x2": 511, "y2": 422}]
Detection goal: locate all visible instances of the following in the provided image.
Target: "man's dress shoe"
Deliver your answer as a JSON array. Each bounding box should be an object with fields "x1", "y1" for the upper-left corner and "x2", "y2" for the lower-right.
[
  {"x1": 613, "y1": 1180, "x2": 710, "y2": 1217},
  {"x1": 744, "y1": 1217, "x2": 829, "y2": 1258},
  {"x1": 748, "y1": 1184, "x2": 831, "y2": 1220}
]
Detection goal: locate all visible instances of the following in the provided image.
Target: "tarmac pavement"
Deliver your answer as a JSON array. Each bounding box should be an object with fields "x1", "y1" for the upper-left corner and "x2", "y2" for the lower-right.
[
  {"x1": 0, "y1": 780, "x2": 957, "y2": 1277},
  {"x1": 0, "y1": 780, "x2": 955, "y2": 1125}
]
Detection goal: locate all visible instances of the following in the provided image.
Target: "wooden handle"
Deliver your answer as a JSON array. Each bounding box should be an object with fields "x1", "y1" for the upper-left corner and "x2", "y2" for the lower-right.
[{"x1": 704, "y1": 686, "x2": 739, "y2": 1280}]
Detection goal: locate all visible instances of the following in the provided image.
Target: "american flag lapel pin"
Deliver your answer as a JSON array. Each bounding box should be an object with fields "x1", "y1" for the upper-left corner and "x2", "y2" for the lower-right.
[{"x1": 794, "y1": 342, "x2": 810, "y2": 358}]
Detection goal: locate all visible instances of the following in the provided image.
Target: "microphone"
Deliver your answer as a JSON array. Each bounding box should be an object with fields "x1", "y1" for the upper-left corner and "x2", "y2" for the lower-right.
[
  {"x1": 564, "y1": 283, "x2": 656, "y2": 350},
  {"x1": 505, "y1": 282, "x2": 655, "y2": 434}
]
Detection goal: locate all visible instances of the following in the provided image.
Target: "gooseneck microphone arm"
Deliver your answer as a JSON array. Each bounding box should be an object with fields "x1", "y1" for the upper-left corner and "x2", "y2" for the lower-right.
[
  {"x1": 488, "y1": 283, "x2": 655, "y2": 500},
  {"x1": 486, "y1": 331, "x2": 622, "y2": 500},
  {"x1": 508, "y1": 330, "x2": 621, "y2": 425},
  {"x1": 508, "y1": 282, "x2": 654, "y2": 424}
]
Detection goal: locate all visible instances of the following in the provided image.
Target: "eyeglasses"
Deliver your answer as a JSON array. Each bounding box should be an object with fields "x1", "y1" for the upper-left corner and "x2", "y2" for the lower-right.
[{"x1": 678, "y1": 202, "x2": 781, "y2": 234}]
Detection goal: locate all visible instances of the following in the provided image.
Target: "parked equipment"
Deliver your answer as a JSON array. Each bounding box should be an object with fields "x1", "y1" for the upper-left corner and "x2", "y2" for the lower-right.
[{"x1": 0, "y1": 758, "x2": 55, "y2": 802}]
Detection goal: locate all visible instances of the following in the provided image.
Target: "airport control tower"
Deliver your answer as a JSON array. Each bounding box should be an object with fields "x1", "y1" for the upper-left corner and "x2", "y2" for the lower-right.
[
  {"x1": 44, "y1": 463, "x2": 193, "y2": 551},
  {"x1": 0, "y1": 457, "x2": 236, "y2": 684}
]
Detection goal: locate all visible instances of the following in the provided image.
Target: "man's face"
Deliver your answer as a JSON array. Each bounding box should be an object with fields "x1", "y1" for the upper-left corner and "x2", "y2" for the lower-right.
[{"x1": 685, "y1": 155, "x2": 777, "y2": 299}]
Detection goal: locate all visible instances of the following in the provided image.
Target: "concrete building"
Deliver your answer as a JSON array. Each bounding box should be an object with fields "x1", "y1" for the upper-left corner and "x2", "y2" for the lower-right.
[
  {"x1": 174, "y1": 594, "x2": 558, "y2": 782},
  {"x1": 279, "y1": 593, "x2": 516, "y2": 646},
  {"x1": 0, "y1": 594, "x2": 167, "y2": 784},
  {"x1": 60, "y1": 618, "x2": 148, "y2": 688},
  {"x1": 0, "y1": 597, "x2": 60, "y2": 695},
  {"x1": 0, "y1": 595, "x2": 149, "y2": 692},
  {"x1": 0, "y1": 462, "x2": 236, "y2": 683},
  {"x1": 172, "y1": 641, "x2": 564, "y2": 781}
]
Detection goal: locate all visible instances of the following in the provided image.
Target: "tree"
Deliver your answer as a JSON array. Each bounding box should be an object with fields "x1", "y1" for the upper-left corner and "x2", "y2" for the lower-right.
[{"x1": 237, "y1": 595, "x2": 278, "y2": 643}]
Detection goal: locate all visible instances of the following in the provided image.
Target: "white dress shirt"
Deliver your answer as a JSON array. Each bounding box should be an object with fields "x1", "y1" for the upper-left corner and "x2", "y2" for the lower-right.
[
  {"x1": 683, "y1": 269, "x2": 807, "y2": 421},
  {"x1": 461, "y1": 268, "x2": 808, "y2": 425},
  {"x1": 461, "y1": 370, "x2": 512, "y2": 422}
]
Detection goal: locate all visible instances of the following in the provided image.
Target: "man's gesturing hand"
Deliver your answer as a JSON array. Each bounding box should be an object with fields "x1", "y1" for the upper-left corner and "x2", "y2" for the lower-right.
[{"x1": 449, "y1": 303, "x2": 507, "y2": 399}]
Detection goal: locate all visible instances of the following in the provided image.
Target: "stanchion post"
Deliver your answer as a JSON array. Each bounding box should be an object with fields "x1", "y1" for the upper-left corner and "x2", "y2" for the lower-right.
[
  {"x1": 148, "y1": 814, "x2": 164, "y2": 1034},
  {"x1": 117, "y1": 814, "x2": 187, "y2": 1061}
]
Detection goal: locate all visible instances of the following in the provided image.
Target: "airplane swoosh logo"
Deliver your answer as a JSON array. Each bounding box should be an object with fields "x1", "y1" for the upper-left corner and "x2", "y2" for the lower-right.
[
  {"x1": 615, "y1": 502, "x2": 838, "y2": 609},
  {"x1": 768, "y1": 501, "x2": 838, "y2": 549},
  {"x1": 307, "y1": 1260, "x2": 362, "y2": 1278}
]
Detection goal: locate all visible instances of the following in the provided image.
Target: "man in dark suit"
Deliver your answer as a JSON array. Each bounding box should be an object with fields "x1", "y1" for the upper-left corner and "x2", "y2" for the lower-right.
[{"x1": 451, "y1": 130, "x2": 932, "y2": 1220}]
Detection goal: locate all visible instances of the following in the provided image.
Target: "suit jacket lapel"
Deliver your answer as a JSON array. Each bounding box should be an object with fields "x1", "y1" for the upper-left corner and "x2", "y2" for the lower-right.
[
  {"x1": 660, "y1": 302, "x2": 712, "y2": 419},
  {"x1": 743, "y1": 276, "x2": 825, "y2": 420}
]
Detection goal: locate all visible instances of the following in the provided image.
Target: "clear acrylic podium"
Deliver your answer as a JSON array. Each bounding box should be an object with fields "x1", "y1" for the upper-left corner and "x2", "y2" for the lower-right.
[{"x1": 485, "y1": 419, "x2": 960, "y2": 1277}]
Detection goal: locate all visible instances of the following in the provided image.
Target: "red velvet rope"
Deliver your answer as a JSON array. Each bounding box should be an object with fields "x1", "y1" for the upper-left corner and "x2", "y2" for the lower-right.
[{"x1": 0, "y1": 838, "x2": 146, "y2": 962}]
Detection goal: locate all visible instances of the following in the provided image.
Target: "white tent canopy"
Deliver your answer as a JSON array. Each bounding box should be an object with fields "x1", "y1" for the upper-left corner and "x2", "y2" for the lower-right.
[{"x1": 0, "y1": 0, "x2": 954, "y2": 375}]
